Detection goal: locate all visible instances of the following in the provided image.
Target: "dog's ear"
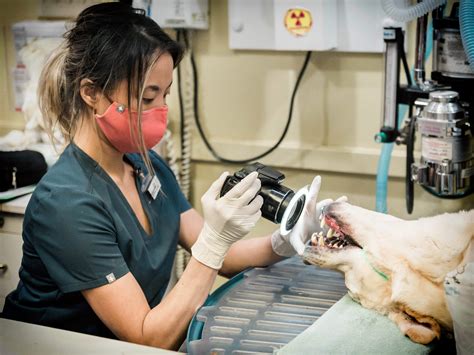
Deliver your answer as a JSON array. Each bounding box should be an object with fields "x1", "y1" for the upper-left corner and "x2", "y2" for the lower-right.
[{"x1": 389, "y1": 310, "x2": 440, "y2": 344}]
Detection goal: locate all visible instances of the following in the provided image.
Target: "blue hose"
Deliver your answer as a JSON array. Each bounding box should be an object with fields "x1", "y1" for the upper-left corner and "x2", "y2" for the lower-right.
[
  {"x1": 375, "y1": 22, "x2": 433, "y2": 213},
  {"x1": 460, "y1": 0, "x2": 474, "y2": 72},
  {"x1": 375, "y1": 108, "x2": 407, "y2": 213},
  {"x1": 375, "y1": 143, "x2": 396, "y2": 213}
]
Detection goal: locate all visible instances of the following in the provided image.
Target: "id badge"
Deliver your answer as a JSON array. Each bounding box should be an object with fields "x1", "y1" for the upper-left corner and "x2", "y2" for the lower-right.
[{"x1": 141, "y1": 174, "x2": 161, "y2": 200}]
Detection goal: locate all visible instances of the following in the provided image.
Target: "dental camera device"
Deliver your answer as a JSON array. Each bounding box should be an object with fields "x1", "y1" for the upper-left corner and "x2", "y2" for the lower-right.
[{"x1": 220, "y1": 162, "x2": 308, "y2": 235}]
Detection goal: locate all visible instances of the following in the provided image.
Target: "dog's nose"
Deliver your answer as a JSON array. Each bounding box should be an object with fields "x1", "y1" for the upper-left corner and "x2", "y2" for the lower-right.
[{"x1": 320, "y1": 204, "x2": 329, "y2": 216}]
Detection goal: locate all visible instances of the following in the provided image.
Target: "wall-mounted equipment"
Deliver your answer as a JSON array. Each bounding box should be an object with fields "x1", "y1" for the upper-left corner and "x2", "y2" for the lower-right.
[
  {"x1": 411, "y1": 91, "x2": 472, "y2": 198},
  {"x1": 375, "y1": 1, "x2": 474, "y2": 213},
  {"x1": 228, "y1": 0, "x2": 405, "y2": 52},
  {"x1": 38, "y1": 0, "x2": 102, "y2": 18},
  {"x1": 134, "y1": 0, "x2": 209, "y2": 30}
]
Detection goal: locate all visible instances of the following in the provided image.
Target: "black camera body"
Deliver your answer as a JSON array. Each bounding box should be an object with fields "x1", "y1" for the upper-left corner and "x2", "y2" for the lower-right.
[{"x1": 220, "y1": 162, "x2": 305, "y2": 231}]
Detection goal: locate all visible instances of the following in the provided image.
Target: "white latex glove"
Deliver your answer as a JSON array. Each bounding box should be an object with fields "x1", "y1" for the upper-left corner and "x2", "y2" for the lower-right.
[
  {"x1": 192, "y1": 171, "x2": 264, "y2": 269},
  {"x1": 271, "y1": 176, "x2": 347, "y2": 257}
]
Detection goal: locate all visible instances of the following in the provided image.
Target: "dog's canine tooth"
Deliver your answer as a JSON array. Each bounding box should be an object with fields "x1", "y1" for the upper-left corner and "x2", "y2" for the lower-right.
[
  {"x1": 318, "y1": 235, "x2": 324, "y2": 246},
  {"x1": 327, "y1": 228, "x2": 334, "y2": 239},
  {"x1": 323, "y1": 236, "x2": 327, "y2": 245},
  {"x1": 311, "y1": 234, "x2": 317, "y2": 245}
]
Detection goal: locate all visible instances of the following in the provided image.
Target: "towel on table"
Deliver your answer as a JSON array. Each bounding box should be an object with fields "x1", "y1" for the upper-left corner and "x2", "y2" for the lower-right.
[{"x1": 279, "y1": 294, "x2": 434, "y2": 355}]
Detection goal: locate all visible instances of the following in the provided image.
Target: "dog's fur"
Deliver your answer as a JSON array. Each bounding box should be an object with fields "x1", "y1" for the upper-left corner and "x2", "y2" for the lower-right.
[{"x1": 303, "y1": 202, "x2": 474, "y2": 344}]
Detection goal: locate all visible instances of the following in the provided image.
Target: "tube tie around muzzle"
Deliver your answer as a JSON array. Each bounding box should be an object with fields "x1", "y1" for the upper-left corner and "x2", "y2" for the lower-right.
[{"x1": 362, "y1": 249, "x2": 390, "y2": 282}]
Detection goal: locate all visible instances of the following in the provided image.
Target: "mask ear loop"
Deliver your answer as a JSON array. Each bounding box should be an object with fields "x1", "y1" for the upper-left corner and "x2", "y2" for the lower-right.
[
  {"x1": 103, "y1": 93, "x2": 114, "y2": 105},
  {"x1": 102, "y1": 94, "x2": 127, "y2": 112}
]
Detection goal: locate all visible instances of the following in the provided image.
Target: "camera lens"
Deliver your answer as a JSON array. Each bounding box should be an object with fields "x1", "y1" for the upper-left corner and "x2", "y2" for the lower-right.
[
  {"x1": 279, "y1": 186, "x2": 309, "y2": 236},
  {"x1": 285, "y1": 193, "x2": 306, "y2": 231}
]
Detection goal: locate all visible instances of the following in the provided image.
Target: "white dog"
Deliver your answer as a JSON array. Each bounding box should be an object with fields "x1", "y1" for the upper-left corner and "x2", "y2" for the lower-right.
[{"x1": 303, "y1": 202, "x2": 473, "y2": 345}]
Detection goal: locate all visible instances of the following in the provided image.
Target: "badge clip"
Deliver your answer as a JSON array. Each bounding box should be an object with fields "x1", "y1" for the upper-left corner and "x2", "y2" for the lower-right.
[{"x1": 141, "y1": 174, "x2": 161, "y2": 200}]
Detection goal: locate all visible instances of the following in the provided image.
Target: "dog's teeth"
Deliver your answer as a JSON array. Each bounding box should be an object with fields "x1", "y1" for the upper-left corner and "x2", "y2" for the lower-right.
[
  {"x1": 318, "y1": 235, "x2": 324, "y2": 246},
  {"x1": 311, "y1": 234, "x2": 317, "y2": 244},
  {"x1": 327, "y1": 228, "x2": 334, "y2": 239}
]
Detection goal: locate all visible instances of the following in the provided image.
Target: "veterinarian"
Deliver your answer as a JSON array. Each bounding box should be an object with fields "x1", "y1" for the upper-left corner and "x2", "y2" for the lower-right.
[{"x1": 0, "y1": 3, "x2": 339, "y2": 350}]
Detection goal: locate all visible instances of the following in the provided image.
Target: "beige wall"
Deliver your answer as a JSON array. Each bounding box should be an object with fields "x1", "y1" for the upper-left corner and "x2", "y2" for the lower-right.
[
  {"x1": 1, "y1": 0, "x2": 472, "y2": 224},
  {"x1": 183, "y1": 0, "x2": 473, "y2": 221}
]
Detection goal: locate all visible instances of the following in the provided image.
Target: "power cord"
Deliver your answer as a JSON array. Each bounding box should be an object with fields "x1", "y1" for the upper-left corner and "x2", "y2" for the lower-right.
[
  {"x1": 178, "y1": 29, "x2": 312, "y2": 164},
  {"x1": 176, "y1": 30, "x2": 186, "y2": 170}
]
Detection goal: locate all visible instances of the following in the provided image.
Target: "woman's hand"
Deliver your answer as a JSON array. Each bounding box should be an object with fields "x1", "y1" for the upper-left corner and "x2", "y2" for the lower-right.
[
  {"x1": 191, "y1": 171, "x2": 263, "y2": 269},
  {"x1": 271, "y1": 176, "x2": 347, "y2": 257}
]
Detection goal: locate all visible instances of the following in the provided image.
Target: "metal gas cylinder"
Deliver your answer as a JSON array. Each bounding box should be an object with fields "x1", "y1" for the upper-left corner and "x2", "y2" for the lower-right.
[{"x1": 412, "y1": 91, "x2": 473, "y2": 197}]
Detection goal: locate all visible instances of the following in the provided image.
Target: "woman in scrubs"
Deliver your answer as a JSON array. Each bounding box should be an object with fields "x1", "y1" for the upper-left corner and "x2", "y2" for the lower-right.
[{"x1": 1, "y1": 2, "x2": 337, "y2": 350}]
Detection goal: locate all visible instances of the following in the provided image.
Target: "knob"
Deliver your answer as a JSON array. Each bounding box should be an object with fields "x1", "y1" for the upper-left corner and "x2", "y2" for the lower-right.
[
  {"x1": 374, "y1": 132, "x2": 388, "y2": 143},
  {"x1": 429, "y1": 91, "x2": 458, "y2": 103}
]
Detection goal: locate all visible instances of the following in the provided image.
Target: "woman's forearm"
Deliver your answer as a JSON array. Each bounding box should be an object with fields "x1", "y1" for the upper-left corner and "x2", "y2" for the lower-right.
[
  {"x1": 140, "y1": 237, "x2": 283, "y2": 348},
  {"x1": 219, "y1": 235, "x2": 285, "y2": 278},
  {"x1": 142, "y1": 257, "x2": 217, "y2": 349}
]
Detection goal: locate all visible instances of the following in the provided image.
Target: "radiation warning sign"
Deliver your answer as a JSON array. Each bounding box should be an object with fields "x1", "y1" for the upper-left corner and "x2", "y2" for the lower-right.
[{"x1": 284, "y1": 8, "x2": 313, "y2": 37}]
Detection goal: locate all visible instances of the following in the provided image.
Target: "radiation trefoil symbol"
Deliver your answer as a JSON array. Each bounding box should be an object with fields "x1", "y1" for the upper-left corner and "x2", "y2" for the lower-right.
[{"x1": 284, "y1": 8, "x2": 313, "y2": 37}]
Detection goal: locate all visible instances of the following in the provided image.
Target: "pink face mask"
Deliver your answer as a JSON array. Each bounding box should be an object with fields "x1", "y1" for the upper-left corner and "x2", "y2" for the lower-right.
[{"x1": 95, "y1": 102, "x2": 168, "y2": 153}]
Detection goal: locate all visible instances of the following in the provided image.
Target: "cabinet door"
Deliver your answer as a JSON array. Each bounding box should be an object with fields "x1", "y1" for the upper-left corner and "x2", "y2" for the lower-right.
[{"x1": 0, "y1": 233, "x2": 23, "y2": 310}]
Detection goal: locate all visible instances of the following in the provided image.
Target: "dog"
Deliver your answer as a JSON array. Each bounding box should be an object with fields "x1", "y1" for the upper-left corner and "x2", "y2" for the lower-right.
[{"x1": 302, "y1": 202, "x2": 474, "y2": 345}]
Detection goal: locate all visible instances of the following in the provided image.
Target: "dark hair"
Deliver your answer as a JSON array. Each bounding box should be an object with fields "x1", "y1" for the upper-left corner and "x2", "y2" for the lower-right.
[{"x1": 39, "y1": 2, "x2": 184, "y2": 170}]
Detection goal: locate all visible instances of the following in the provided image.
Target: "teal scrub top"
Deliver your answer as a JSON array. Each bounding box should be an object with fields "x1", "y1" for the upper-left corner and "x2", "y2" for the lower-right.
[{"x1": 1, "y1": 143, "x2": 191, "y2": 338}]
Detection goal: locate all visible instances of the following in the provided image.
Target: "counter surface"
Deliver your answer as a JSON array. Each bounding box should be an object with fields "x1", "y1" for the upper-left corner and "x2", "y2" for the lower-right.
[
  {"x1": 0, "y1": 194, "x2": 32, "y2": 215},
  {"x1": 0, "y1": 318, "x2": 179, "y2": 354}
]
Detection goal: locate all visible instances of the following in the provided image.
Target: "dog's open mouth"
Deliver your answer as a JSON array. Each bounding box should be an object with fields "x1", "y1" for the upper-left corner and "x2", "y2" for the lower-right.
[{"x1": 310, "y1": 211, "x2": 362, "y2": 250}]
